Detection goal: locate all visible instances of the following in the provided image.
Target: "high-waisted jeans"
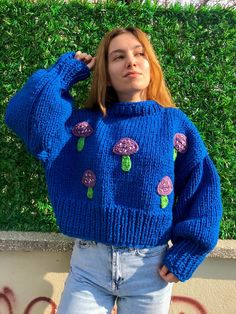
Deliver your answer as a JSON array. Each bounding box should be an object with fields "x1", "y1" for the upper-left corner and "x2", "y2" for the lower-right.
[{"x1": 57, "y1": 239, "x2": 173, "y2": 314}]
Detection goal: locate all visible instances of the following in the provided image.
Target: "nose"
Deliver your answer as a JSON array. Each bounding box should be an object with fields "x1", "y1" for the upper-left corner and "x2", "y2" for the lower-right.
[{"x1": 126, "y1": 53, "x2": 136, "y2": 68}]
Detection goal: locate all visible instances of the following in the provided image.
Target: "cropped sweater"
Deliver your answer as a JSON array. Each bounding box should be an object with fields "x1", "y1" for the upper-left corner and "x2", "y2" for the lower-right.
[{"x1": 5, "y1": 52, "x2": 223, "y2": 282}]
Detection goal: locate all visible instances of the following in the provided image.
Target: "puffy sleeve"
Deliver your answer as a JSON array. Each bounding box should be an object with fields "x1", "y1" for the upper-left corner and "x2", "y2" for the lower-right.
[
  {"x1": 4, "y1": 52, "x2": 90, "y2": 162},
  {"x1": 163, "y1": 110, "x2": 223, "y2": 282}
]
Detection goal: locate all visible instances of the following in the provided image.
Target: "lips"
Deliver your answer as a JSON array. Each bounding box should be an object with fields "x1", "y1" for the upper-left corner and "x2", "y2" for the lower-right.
[{"x1": 124, "y1": 71, "x2": 141, "y2": 77}]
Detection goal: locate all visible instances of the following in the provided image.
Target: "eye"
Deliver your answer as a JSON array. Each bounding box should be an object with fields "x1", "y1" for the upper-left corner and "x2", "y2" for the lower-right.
[
  {"x1": 114, "y1": 55, "x2": 124, "y2": 60},
  {"x1": 136, "y1": 52, "x2": 145, "y2": 56}
]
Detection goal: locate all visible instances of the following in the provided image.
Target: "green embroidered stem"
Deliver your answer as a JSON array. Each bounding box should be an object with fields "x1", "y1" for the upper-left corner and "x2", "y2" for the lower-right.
[
  {"x1": 87, "y1": 187, "x2": 93, "y2": 199},
  {"x1": 161, "y1": 195, "x2": 168, "y2": 208},
  {"x1": 122, "y1": 156, "x2": 131, "y2": 172},
  {"x1": 173, "y1": 148, "x2": 177, "y2": 161},
  {"x1": 77, "y1": 137, "x2": 85, "y2": 152}
]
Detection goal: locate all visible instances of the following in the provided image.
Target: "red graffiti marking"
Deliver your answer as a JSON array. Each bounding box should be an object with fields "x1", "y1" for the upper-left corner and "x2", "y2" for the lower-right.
[
  {"x1": 171, "y1": 295, "x2": 207, "y2": 314},
  {"x1": 0, "y1": 287, "x2": 15, "y2": 314},
  {"x1": 0, "y1": 293, "x2": 13, "y2": 314},
  {"x1": 24, "y1": 297, "x2": 56, "y2": 314},
  {"x1": 1, "y1": 286, "x2": 208, "y2": 314},
  {"x1": 0, "y1": 287, "x2": 56, "y2": 314}
]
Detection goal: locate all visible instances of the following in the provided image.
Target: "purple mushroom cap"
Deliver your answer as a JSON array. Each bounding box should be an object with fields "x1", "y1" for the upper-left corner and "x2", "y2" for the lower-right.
[
  {"x1": 157, "y1": 176, "x2": 173, "y2": 196},
  {"x1": 82, "y1": 170, "x2": 96, "y2": 188},
  {"x1": 174, "y1": 133, "x2": 187, "y2": 153},
  {"x1": 113, "y1": 138, "x2": 139, "y2": 156},
  {"x1": 72, "y1": 121, "x2": 93, "y2": 137}
]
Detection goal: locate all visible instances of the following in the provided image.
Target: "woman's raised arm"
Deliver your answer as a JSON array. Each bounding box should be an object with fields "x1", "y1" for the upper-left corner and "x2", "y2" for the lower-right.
[{"x1": 5, "y1": 52, "x2": 90, "y2": 162}]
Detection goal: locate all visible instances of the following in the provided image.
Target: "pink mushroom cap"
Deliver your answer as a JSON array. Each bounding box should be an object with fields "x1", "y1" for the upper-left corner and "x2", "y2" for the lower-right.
[
  {"x1": 113, "y1": 138, "x2": 139, "y2": 156},
  {"x1": 157, "y1": 176, "x2": 173, "y2": 196},
  {"x1": 72, "y1": 121, "x2": 93, "y2": 137},
  {"x1": 174, "y1": 133, "x2": 187, "y2": 153},
  {"x1": 82, "y1": 170, "x2": 96, "y2": 188}
]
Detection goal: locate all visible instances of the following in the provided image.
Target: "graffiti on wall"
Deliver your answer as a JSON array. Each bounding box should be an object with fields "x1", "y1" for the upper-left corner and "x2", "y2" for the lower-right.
[
  {"x1": 0, "y1": 287, "x2": 56, "y2": 314},
  {"x1": 171, "y1": 296, "x2": 207, "y2": 314},
  {"x1": 0, "y1": 286, "x2": 207, "y2": 314}
]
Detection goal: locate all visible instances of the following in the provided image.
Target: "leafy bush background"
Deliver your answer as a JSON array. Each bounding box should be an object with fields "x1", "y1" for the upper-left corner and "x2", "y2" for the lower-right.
[{"x1": 1, "y1": 0, "x2": 235, "y2": 238}]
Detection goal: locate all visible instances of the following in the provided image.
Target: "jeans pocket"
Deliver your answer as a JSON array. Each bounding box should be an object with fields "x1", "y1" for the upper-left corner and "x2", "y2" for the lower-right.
[{"x1": 135, "y1": 244, "x2": 168, "y2": 257}]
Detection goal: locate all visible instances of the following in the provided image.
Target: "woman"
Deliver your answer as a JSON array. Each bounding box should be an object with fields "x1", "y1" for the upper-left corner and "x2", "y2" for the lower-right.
[{"x1": 5, "y1": 27, "x2": 223, "y2": 314}]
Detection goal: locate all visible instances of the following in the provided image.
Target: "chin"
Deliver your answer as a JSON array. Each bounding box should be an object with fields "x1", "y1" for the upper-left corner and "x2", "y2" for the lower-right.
[{"x1": 126, "y1": 84, "x2": 147, "y2": 92}]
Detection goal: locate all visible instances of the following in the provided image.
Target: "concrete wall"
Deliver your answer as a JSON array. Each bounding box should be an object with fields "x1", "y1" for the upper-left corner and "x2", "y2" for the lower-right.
[{"x1": 0, "y1": 232, "x2": 235, "y2": 314}]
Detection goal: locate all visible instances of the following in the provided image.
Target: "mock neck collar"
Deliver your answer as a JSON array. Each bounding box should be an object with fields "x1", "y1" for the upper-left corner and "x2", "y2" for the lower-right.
[{"x1": 106, "y1": 100, "x2": 162, "y2": 117}]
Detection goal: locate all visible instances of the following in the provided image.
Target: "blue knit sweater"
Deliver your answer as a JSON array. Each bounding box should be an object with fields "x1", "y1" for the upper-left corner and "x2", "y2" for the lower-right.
[{"x1": 5, "y1": 52, "x2": 223, "y2": 282}]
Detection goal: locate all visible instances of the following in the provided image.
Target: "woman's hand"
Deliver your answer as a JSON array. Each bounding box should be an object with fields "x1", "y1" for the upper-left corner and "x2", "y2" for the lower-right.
[
  {"x1": 159, "y1": 265, "x2": 179, "y2": 283},
  {"x1": 74, "y1": 51, "x2": 96, "y2": 70}
]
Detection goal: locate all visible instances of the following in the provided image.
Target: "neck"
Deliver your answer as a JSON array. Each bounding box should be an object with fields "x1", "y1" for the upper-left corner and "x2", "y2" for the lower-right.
[{"x1": 118, "y1": 91, "x2": 147, "y2": 103}]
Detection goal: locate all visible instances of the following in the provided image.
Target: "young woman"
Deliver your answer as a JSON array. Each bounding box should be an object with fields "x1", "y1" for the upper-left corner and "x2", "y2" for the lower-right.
[{"x1": 5, "y1": 27, "x2": 223, "y2": 314}]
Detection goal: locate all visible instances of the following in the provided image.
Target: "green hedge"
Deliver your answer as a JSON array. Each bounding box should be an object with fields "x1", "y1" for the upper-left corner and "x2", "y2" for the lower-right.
[{"x1": 1, "y1": 0, "x2": 235, "y2": 238}]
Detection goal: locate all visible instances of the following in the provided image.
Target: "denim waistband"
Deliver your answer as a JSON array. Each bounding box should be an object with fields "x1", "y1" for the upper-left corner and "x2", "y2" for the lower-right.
[
  {"x1": 75, "y1": 238, "x2": 166, "y2": 251},
  {"x1": 76, "y1": 238, "x2": 135, "y2": 250}
]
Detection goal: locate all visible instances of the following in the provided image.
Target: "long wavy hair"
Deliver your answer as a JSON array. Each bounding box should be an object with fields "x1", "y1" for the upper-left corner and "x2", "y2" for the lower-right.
[{"x1": 86, "y1": 27, "x2": 176, "y2": 116}]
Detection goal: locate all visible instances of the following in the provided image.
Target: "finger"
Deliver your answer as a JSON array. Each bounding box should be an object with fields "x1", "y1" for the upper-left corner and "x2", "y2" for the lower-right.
[
  {"x1": 159, "y1": 265, "x2": 169, "y2": 277},
  {"x1": 81, "y1": 55, "x2": 94, "y2": 67},
  {"x1": 80, "y1": 53, "x2": 91, "y2": 59},
  {"x1": 74, "y1": 52, "x2": 92, "y2": 62},
  {"x1": 159, "y1": 266, "x2": 168, "y2": 281},
  {"x1": 159, "y1": 271, "x2": 165, "y2": 281},
  {"x1": 158, "y1": 265, "x2": 179, "y2": 283},
  {"x1": 87, "y1": 57, "x2": 96, "y2": 70},
  {"x1": 74, "y1": 52, "x2": 95, "y2": 69},
  {"x1": 165, "y1": 272, "x2": 179, "y2": 283},
  {"x1": 159, "y1": 267, "x2": 179, "y2": 283},
  {"x1": 74, "y1": 51, "x2": 82, "y2": 60}
]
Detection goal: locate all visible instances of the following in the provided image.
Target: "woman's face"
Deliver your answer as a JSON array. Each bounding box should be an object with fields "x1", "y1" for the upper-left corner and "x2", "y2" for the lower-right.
[{"x1": 107, "y1": 32, "x2": 150, "y2": 102}]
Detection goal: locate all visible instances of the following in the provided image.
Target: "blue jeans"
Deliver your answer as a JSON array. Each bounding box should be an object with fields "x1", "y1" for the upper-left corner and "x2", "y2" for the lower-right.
[{"x1": 57, "y1": 239, "x2": 173, "y2": 314}]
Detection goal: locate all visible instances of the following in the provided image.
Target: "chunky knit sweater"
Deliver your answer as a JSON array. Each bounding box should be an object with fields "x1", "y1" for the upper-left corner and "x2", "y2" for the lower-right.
[{"x1": 5, "y1": 52, "x2": 223, "y2": 282}]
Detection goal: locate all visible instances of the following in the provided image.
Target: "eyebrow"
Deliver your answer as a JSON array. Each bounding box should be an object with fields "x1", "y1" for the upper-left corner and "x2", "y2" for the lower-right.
[{"x1": 109, "y1": 45, "x2": 143, "y2": 56}]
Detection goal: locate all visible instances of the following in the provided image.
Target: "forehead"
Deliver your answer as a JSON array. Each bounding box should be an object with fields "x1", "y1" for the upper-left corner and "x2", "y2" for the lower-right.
[{"x1": 108, "y1": 32, "x2": 142, "y2": 53}]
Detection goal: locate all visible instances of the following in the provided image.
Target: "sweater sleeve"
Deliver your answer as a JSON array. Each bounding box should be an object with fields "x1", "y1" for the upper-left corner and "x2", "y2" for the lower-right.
[
  {"x1": 4, "y1": 52, "x2": 90, "y2": 162},
  {"x1": 162, "y1": 111, "x2": 223, "y2": 282}
]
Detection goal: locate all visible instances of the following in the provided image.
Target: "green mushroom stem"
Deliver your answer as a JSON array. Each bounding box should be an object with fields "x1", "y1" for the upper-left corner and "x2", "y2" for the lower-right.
[
  {"x1": 87, "y1": 187, "x2": 94, "y2": 199},
  {"x1": 77, "y1": 137, "x2": 85, "y2": 152},
  {"x1": 161, "y1": 195, "x2": 169, "y2": 209},
  {"x1": 122, "y1": 155, "x2": 132, "y2": 172},
  {"x1": 173, "y1": 148, "x2": 177, "y2": 161}
]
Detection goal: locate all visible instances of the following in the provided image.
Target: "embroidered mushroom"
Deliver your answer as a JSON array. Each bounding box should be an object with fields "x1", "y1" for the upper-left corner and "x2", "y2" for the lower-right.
[
  {"x1": 113, "y1": 137, "x2": 139, "y2": 172},
  {"x1": 82, "y1": 170, "x2": 96, "y2": 199},
  {"x1": 157, "y1": 176, "x2": 173, "y2": 208},
  {"x1": 72, "y1": 121, "x2": 93, "y2": 152},
  {"x1": 173, "y1": 133, "x2": 187, "y2": 161}
]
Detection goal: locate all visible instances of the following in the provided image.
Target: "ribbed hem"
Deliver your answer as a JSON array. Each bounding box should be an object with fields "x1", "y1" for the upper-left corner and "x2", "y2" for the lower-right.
[
  {"x1": 107, "y1": 100, "x2": 162, "y2": 117},
  {"x1": 163, "y1": 240, "x2": 213, "y2": 282},
  {"x1": 50, "y1": 52, "x2": 90, "y2": 90},
  {"x1": 52, "y1": 198, "x2": 172, "y2": 249}
]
